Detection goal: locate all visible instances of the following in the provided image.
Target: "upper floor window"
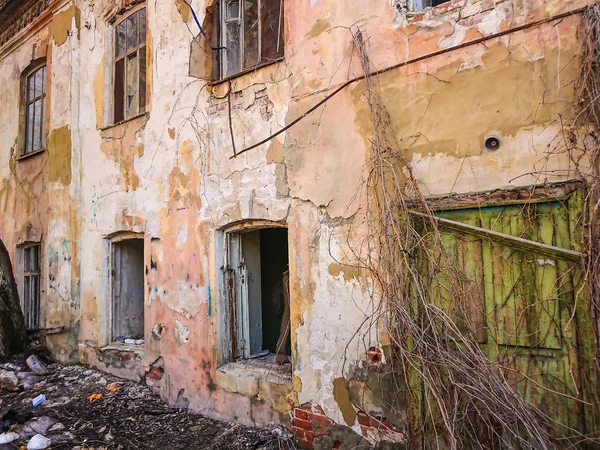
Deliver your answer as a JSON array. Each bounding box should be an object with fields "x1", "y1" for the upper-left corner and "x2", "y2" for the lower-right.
[
  {"x1": 24, "y1": 65, "x2": 46, "y2": 155},
  {"x1": 218, "y1": 0, "x2": 284, "y2": 80},
  {"x1": 114, "y1": 7, "x2": 147, "y2": 123}
]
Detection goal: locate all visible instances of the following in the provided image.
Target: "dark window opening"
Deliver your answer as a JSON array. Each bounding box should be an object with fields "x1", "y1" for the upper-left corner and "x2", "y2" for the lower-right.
[
  {"x1": 112, "y1": 239, "x2": 145, "y2": 342},
  {"x1": 216, "y1": 0, "x2": 284, "y2": 80},
  {"x1": 24, "y1": 66, "x2": 46, "y2": 155},
  {"x1": 114, "y1": 7, "x2": 147, "y2": 123},
  {"x1": 229, "y1": 227, "x2": 290, "y2": 362},
  {"x1": 22, "y1": 244, "x2": 41, "y2": 330},
  {"x1": 415, "y1": 0, "x2": 450, "y2": 10}
]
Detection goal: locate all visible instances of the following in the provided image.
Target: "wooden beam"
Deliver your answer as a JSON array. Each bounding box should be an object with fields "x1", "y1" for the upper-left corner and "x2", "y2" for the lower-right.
[{"x1": 409, "y1": 210, "x2": 584, "y2": 263}]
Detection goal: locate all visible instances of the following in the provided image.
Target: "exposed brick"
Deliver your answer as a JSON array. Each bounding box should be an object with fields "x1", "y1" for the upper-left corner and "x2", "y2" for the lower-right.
[
  {"x1": 294, "y1": 409, "x2": 308, "y2": 420},
  {"x1": 333, "y1": 442, "x2": 342, "y2": 449},
  {"x1": 309, "y1": 413, "x2": 334, "y2": 428},
  {"x1": 294, "y1": 428, "x2": 306, "y2": 440},
  {"x1": 294, "y1": 418, "x2": 313, "y2": 431},
  {"x1": 357, "y1": 412, "x2": 371, "y2": 427},
  {"x1": 304, "y1": 430, "x2": 314, "y2": 441}
]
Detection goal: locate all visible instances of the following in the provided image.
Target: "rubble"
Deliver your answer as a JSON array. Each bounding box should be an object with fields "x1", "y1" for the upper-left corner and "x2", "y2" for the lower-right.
[{"x1": 0, "y1": 362, "x2": 296, "y2": 449}]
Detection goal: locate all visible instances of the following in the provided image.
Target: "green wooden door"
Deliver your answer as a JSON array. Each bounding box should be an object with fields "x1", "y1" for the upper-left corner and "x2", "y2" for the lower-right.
[{"x1": 430, "y1": 195, "x2": 591, "y2": 435}]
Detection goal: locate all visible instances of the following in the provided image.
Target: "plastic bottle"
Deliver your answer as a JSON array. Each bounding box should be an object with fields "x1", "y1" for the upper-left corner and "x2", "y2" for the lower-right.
[{"x1": 32, "y1": 394, "x2": 46, "y2": 407}]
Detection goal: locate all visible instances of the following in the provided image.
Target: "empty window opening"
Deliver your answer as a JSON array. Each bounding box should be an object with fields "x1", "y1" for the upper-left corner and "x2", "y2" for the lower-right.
[
  {"x1": 22, "y1": 244, "x2": 41, "y2": 330},
  {"x1": 111, "y1": 239, "x2": 145, "y2": 342},
  {"x1": 227, "y1": 228, "x2": 290, "y2": 362}
]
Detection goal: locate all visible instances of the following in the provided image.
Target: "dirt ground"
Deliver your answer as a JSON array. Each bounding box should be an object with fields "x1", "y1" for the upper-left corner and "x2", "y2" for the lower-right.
[{"x1": 0, "y1": 362, "x2": 296, "y2": 450}]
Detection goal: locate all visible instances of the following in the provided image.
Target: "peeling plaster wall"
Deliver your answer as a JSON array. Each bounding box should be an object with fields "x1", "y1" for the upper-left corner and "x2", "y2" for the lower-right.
[
  {"x1": 0, "y1": 0, "x2": 81, "y2": 362},
  {"x1": 1, "y1": 0, "x2": 595, "y2": 441}
]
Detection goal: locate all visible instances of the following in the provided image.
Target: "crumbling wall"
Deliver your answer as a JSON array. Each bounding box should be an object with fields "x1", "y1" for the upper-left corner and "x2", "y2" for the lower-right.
[
  {"x1": 0, "y1": 0, "x2": 594, "y2": 446},
  {"x1": 0, "y1": 0, "x2": 81, "y2": 362}
]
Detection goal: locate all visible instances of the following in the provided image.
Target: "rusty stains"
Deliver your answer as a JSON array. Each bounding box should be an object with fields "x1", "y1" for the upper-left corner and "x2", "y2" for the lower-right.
[
  {"x1": 48, "y1": 126, "x2": 72, "y2": 185},
  {"x1": 333, "y1": 377, "x2": 356, "y2": 426},
  {"x1": 168, "y1": 127, "x2": 176, "y2": 140},
  {"x1": 94, "y1": 57, "x2": 104, "y2": 128},
  {"x1": 177, "y1": 0, "x2": 191, "y2": 22},
  {"x1": 306, "y1": 18, "x2": 331, "y2": 39},
  {"x1": 52, "y1": 5, "x2": 81, "y2": 46},
  {"x1": 266, "y1": 139, "x2": 284, "y2": 164},
  {"x1": 328, "y1": 263, "x2": 362, "y2": 282}
]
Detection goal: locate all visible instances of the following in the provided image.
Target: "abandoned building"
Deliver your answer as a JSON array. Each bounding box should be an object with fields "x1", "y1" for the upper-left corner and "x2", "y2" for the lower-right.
[{"x1": 2, "y1": 0, "x2": 600, "y2": 447}]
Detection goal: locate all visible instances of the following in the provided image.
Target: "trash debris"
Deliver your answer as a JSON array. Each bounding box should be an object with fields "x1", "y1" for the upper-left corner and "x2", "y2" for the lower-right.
[
  {"x1": 0, "y1": 369, "x2": 19, "y2": 388},
  {"x1": 26, "y1": 356, "x2": 49, "y2": 376},
  {"x1": 32, "y1": 394, "x2": 46, "y2": 407},
  {"x1": 47, "y1": 422, "x2": 65, "y2": 433},
  {"x1": 107, "y1": 382, "x2": 122, "y2": 393},
  {"x1": 27, "y1": 433, "x2": 51, "y2": 449},
  {"x1": 20, "y1": 416, "x2": 58, "y2": 437},
  {"x1": 0, "y1": 409, "x2": 18, "y2": 431},
  {"x1": 0, "y1": 431, "x2": 20, "y2": 444},
  {"x1": 87, "y1": 393, "x2": 103, "y2": 402},
  {"x1": 83, "y1": 369, "x2": 93, "y2": 376}
]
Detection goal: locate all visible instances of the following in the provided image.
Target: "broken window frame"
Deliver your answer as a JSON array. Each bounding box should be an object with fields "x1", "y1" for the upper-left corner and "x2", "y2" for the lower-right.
[
  {"x1": 22, "y1": 244, "x2": 41, "y2": 330},
  {"x1": 23, "y1": 64, "x2": 46, "y2": 156},
  {"x1": 113, "y1": 5, "x2": 147, "y2": 124},
  {"x1": 217, "y1": 0, "x2": 284, "y2": 81}
]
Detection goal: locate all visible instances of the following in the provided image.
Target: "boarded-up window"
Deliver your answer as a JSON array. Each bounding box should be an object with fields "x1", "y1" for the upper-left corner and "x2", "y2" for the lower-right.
[
  {"x1": 423, "y1": 198, "x2": 586, "y2": 430},
  {"x1": 24, "y1": 66, "x2": 46, "y2": 155},
  {"x1": 22, "y1": 244, "x2": 41, "y2": 330},
  {"x1": 114, "y1": 7, "x2": 147, "y2": 123},
  {"x1": 217, "y1": 0, "x2": 284, "y2": 79}
]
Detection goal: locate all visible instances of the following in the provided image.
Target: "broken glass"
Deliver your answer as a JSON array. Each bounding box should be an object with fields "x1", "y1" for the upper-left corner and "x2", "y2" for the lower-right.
[
  {"x1": 139, "y1": 46, "x2": 146, "y2": 112},
  {"x1": 126, "y1": 13, "x2": 138, "y2": 51},
  {"x1": 138, "y1": 9, "x2": 146, "y2": 45},
  {"x1": 126, "y1": 53, "x2": 139, "y2": 118},
  {"x1": 244, "y1": 0, "x2": 259, "y2": 68},
  {"x1": 225, "y1": 21, "x2": 241, "y2": 77},
  {"x1": 33, "y1": 99, "x2": 42, "y2": 151},
  {"x1": 116, "y1": 21, "x2": 126, "y2": 58}
]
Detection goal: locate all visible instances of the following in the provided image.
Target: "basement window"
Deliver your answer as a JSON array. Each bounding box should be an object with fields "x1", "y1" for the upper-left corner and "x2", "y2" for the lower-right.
[
  {"x1": 216, "y1": 0, "x2": 284, "y2": 80},
  {"x1": 22, "y1": 244, "x2": 41, "y2": 330},
  {"x1": 111, "y1": 238, "x2": 145, "y2": 342},
  {"x1": 223, "y1": 227, "x2": 291, "y2": 363},
  {"x1": 412, "y1": 0, "x2": 449, "y2": 10}
]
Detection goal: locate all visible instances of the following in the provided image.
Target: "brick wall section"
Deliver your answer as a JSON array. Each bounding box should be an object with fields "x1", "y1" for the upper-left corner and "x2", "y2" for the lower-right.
[
  {"x1": 356, "y1": 411, "x2": 403, "y2": 436},
  {"x1": 291, "y1": 403, "x2": 404, "y2": 449},
  {"x1": 291, "y1": 403, "x2": 335, "y2": 449}
]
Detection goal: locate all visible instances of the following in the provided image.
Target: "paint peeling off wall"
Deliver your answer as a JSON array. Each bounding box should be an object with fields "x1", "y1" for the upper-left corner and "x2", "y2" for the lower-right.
[{"x1": 0, "y1": 0, "x2": 597, "y2": 445}]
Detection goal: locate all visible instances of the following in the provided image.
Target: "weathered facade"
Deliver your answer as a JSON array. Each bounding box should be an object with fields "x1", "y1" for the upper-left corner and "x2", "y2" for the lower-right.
[{"x1": 1, "y1": 0, "x2": 599, "y2": 447}]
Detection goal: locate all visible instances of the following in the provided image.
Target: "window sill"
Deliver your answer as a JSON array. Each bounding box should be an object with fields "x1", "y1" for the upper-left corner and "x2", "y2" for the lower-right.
[
  {"x1": 16, "y1": 149, "x2": 45, "y2": 161},
  {"x1": 210, "y1": 58, "x2": 284, "y2": 87},
  {"x1": 100, "y1": 111, "x2": 149, "y2": 132},
  {"x1": 218, "y1": 353, "x2": 292, "y2": 386}
]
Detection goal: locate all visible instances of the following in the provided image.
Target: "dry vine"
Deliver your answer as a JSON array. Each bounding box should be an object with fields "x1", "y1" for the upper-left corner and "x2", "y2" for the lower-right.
[{"x1": 343, "y1": 7, "x2": 600, "y2": 447}]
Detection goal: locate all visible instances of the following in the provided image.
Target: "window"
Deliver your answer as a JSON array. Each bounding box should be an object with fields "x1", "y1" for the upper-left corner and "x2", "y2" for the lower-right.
[
  {"x1": 413, "y1": 0, "x2": 449, "y2": 10},
  {"x1": 24, "y1": 65, "x2": 46, "y2": 155},
  {"x1": 217, "y1": 0, "x2": 284, "y2": 80},
  {"x1": 114, "y1": 7, "x2": 147, "y2": 123},
  {"x1": 22, "y1": 244, "x2": 41, "y2": 330},
  {"x1": 223, "y1": 227, "x2": 291, "y2": 363}
]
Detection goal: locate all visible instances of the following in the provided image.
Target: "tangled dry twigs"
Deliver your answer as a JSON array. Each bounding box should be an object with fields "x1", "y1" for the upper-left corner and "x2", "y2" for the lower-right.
[{"x1": 344, "y1": 5, "x2": 600, "y2": 446}]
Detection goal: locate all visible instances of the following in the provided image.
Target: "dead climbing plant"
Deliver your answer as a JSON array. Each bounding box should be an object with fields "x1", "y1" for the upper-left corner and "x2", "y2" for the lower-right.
[{"x1": 342, "y1": 9, "x2": 600, "y2": 448}]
